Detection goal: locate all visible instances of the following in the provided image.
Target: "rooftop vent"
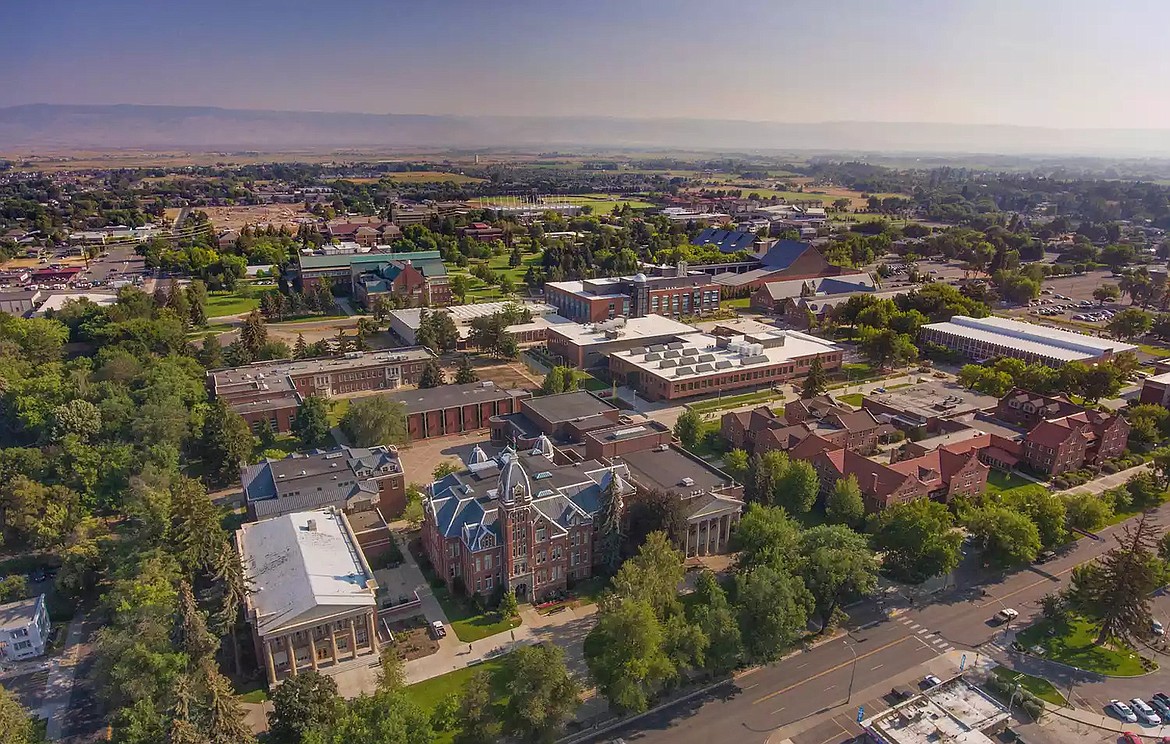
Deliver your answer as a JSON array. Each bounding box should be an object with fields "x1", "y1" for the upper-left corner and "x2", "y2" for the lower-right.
[
  {"x1": 680, "y1": 477, "x2": 696, "y2": 487},
  {"x1": 306, "y1": 519, "x2": 318, "y2": 532}
]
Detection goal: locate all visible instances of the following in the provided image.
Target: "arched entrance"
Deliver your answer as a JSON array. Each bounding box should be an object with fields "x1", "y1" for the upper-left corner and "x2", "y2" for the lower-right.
[{"x1": 515, "y1": 583, "x2": 528, "y2": 601}]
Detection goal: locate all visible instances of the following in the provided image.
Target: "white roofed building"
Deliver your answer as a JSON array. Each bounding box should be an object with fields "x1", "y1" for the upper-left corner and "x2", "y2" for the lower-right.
[
  {"x1": 237, "y1": 507, "x2": 380, "y2": 685},
  {"x1": 920, "y1": 315, "x2": 1137, "y2": 367}
]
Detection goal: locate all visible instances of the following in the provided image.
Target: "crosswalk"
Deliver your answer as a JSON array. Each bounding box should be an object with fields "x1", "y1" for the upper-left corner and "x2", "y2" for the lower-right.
[{"x1": 897, "y1": 616, "x2": 956, "y2": 654}]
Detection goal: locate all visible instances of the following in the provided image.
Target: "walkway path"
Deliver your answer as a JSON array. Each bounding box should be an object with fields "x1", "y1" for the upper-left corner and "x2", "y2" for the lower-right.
[{"x1": 42, "y1": 614, "x2": 89, "y2": 741}]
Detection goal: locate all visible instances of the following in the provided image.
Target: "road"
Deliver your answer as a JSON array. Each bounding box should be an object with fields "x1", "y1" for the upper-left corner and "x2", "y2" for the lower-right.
[{"x1": 587, "y1": 499, "x2": 1170, "y2": 744}]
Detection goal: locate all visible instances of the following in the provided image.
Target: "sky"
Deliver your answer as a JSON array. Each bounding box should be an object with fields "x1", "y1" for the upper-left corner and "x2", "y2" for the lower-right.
[{"x1": 4, "y1": 0, "x2": 1170, "y2": 129}]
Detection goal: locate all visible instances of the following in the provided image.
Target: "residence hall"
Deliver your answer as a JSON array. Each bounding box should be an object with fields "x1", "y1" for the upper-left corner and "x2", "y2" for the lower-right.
[
  {"x1": 387, "y1": 302, "x2": 570, "y2": 348},
  {"x1": 240, "y1": 445, "x2": 406, "y2": 520},
  {"x1": 608, "y1": 327, "x2": 844, "y2": 403},
  {"x1": 997, "y1": 389, "x2": 1130, "y2": 476},
  {"x1": 491, "y1": 390, "x2": 623, "y2": 446},
  {"x1": 324, "y1": 217, "x2": 402, "y2": 246},
  {"x1": 710, "y1": 239, "x2": 861, "y2": 295},
  {"x1": 722, "y1": 394, "x2": 886, "y2": 456},
  {"x1": 237, "y1": 508, "x2": 381, "y2": 685},
  {"x1": 919, "y1": 315, "x2": 1137, "y2": 367},
  {"x1": 382, "y1": 380, "x2": 532, "y2": 441},
  {"x1": 207, "y1": 348, "x2": 436, "y2": 434},
  {"x1": 545, "y1": 314, "x2": 700, "y2": 369},
  {"x1": 0, "y1": 594, "x2": 50, "y2": 661},
  {"x1": 544, "y1": 263, "x2": 722, "y2": 323},
  {"x1": 291, "y1": 247, "x2": 450, "y2": 305},
  {"x1": 793, "y1": 433, "x2": 989, "y2": 513},
  {"x1": 423, "y1": 426, "x2": 743, "y2": 602}
]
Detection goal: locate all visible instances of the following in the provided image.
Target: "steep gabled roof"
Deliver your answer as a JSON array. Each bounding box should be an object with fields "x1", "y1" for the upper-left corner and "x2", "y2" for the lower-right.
[{"x1": 759, "y1": 240, "x2": 815, "y2": 270}]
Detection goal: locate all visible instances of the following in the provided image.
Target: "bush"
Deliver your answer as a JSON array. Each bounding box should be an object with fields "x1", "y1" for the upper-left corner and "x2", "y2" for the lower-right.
[
  {"x1": 1101, "y1": 461, "x2": 1119, "y2": 474},
  {"x1": 429, "y1": 577, "x2": 446, "y2": 589}
]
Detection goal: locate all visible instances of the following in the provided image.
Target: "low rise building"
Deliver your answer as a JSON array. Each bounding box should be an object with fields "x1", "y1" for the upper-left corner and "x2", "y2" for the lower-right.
[
  {"x1": 0, "y1": 288, "x2": 42, "y2": 317},
  {"x1": 749, "y1": 273, "x2": 877, "y2": 314},
  {"x1": 0, "y1": 595, "x2": 50, "y2": 661},
  {"x1": 1140, "y1": 370, "x2": 1170, "y2": 406},
  {"x1": 861, "y1": 675, "x2": 1009, "y2": 744},
  {"x1": 292, "y1": 248, "x2": 449, "y2": 306},
  {"x1": 863, "y1": 383, "x2": 1000, "y2": 437},
  {"x1": 920, "y1": 315, "x2": 1137, "y2": 367},
  {"x1": 353, "y1": 254, "x2": 450, "y2": 308},
  {"x1": 241, "y1": 445, "x2": 406, "y2": 520},
  {"x1": 492, "y1": 390, "x2": 623, "y2": 445},
  {"x1": 1021, "y1": 408, "x2": 1129, "y2": 476},
  {"x1": 387, "y1": 302, "x2": 568, "y2": 348},
  {"x1": 383, "y1": 381, "x2": 532, "y2": 441},
  {"x1": 608, "y1": 328, "x2": 843, "y2": 403},
  {"x1": 545, "y1": 314, "x2": 700, "y2": 369},
  {"x1": 545, "y1": 264, "x2": 722, "y2": 324},
  {"x1": 723, "y1": 395, "x2": 885, "y2": 456},
  {"x1": 238, "y1": 508, "x2": 380, "y2": 685}
]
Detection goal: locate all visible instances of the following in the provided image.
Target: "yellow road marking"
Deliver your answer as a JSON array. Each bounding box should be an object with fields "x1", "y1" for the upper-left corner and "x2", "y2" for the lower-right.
[
  {"x1": 976, "y1": 563, "x2": 1078, "y2": 608},
  {"x1": 752, "y1": 635, "x2": 915, "y2": 706}
]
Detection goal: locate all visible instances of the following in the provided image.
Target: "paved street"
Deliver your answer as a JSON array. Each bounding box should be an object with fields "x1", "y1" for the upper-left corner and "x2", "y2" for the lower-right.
[{"x1": 585, "y1": 499, "x2": 1170, "y2": 744}]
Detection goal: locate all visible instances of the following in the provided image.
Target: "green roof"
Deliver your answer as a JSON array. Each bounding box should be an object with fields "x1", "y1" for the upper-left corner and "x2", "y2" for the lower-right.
[{"x1": 298, "y1": 250, "x2": 442, "y2": 270}]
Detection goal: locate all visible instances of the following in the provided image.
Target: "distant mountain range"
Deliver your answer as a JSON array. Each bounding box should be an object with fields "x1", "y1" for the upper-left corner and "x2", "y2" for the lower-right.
[{"x1": 3, "y1": 103, "x2": 1170, "y2": 156}]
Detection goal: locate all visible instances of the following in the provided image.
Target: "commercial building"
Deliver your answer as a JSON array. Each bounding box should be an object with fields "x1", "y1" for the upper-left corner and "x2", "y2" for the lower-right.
[
  {"x1": 919, "y1": 315, "x2": 1137, "y2": 366},
  {"x1": 237, "y1": 508, "x2": 380, "y2": 685},
  {"x1": 0, "y1": 288, "x2": 42, "y2": 317},
  {"x1": 0, "y1": 595, "x2": 50, "y2": 661},
  {"x1": 388, "y1": 201, "x2": 467, "y2": 227},
  {"x1": 860, "y1": 675, "x2": 1010, "y2": 744},
  {"x1": 32, "y1": 291, "x2": 118, "y2": 317},
  {"x1": 240, "y1": 445, "x2": 406, "y2": 520},
  {"x1": 387, "y1": 302, "x2": 570, "y2": 348},
  {"x1": 608, "y1": 328, "x2": 844, "y2": 403},
  {"x1": 208, "y1": 348, "x2": 437, "y2": 433},
  {"x1": 545, "y1": 264, "x2": 722, "y2": 323},
  {"x1": 383, "y1": 381, "x2": 532, "y2": 441},
  {"x1": 545, "y1": 314, "x2": 700, "y2": 369}
]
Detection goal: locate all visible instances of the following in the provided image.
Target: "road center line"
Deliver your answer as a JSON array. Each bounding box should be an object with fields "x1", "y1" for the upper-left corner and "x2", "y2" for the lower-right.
[
  {"x1": 871, "y1": 664, "x2": 884, "y2": 670},
  {"x1": 753, "y1": 635, "x2": 915, "y2": 706}
]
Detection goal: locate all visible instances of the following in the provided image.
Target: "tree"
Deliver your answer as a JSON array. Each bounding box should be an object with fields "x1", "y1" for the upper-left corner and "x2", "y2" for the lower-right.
[
  {"x1": 340, "y1": 397, "x2": 408, "y2": 447},
  {"x1": 449, "y1": 275, "x2": 471, "y2": 304},
  {"x1": 735, "y1": 565, "x2": 814, "y2": 662},
  {"x1": 1085, "y1": 512, "x2": 1161, "y2": 644},
  {"x1": 292, "y1": 396, "x2": 333, "y2": 449},
  {"x1": 267, "y1": 671, "x2": 342, "y2": 744},
  {"x1": 509, "y1": 244, "x2": 523, "y2": 268},
  {"x1": 870, "y1": 499, "x2": 963, "y2": 584},
  {"x1": 452, "y1": 670, "x2": 499, "y2": 744},
  {"x1": 825, "y1": 475, "x2": 865, "y2": 527},
  {"x1": 1093, "y1": 284, "x2": 1121, "y2": 305},
  {"x1": 540, "y1": 366, "x2": 580, "y2": 395},
  {"x1": 376, "y1": 646, "x2": 406, "y2": 692},
  {"x1": 775, "y1": 459, "x2": 818, "y2": 514},
  {"x1": 418, "y1": 359, "x2": 445, "y2": 389},
  {"x1": 0, "y1": 575, "x2": 27, "y2": 603},
  {"x1": 51, "y1": 399, "x2": 102, "y2": 442},
  {"x1": 732, "y1": 503, "x2": 802, "y2": 573},
  {"x1": 186, "y1": 280, "x2": 209, "y2": 327},
  {"x1": 662, "y1": 614, "x2": 709, "y2": 681},
  {"x1": 433, "y1": 460, "x2": 461, "y2": 480},
  {"x1": 612, "y1": 531, "x2": 684, "y2": 621},
  {"x1": 965, "y1": 505, "x2": 1042, "y2": 567},
  {"x1": 624, "y1": 488, "x2": 688, "y2": 548},
  {"x1": 201, "y1": 399, "x2": 254, "y2": 486},
  {"x1": 403, "y1": 485, "x2": 425, "y2": 529},
  {"x1": 454, "y1": 355, "x2": 478, "y2": 384},
  {"x1": 859, "y1": 327, "x2": 918, "y2": 369},
  {"x1": 1003, "y1": 489, "x2": 1068, "y2": 549},
  {"x1": 238, "y1": 310, "x2": 268, "y2": 360},
  {"x1": 722, "y1": 448, "x2": 749, "y2": 485},
  {"x1": 499, "y1": 643, "x2": 581, "y2": 743},
  {"x1": 416, "y1": 310, "x2": 460, "y2": 354},
  {"x1": 1108, "y1": 307, "x2": 1153, "y2": 341},
  {"x1": 0, "y1": 684, "x2": 39, "y2": 744},
  {"x1": 499, "y1": 588, "x2": 519, "y2": 621},
  {"x1": 673, "y1": 409, "x2": 702, "y2": 450},
  {"x1": 303, "y1": 690, "x2": 432, "y2": 744},
  {"x1": 800, "y1": 525, "x2": 879, "y2": 632},
  {"x1": 583, "y1": 599, "x2": 673, "y2": 714},
  {"x1": 596, "y1": 471, "x2": 624, "y2": 574},
  {"x1": 801, "y1": 356, "x2": 828, "y2": 399},
  {"x1": 745, "y1": 450, "x2": 787, "y2": 505},
  {"x1": 686, "y1": 571, "x2": 742, "y2": 673},
  {"x1": 1065, "y1": 491, "x2": 1113, "y2": 531}
]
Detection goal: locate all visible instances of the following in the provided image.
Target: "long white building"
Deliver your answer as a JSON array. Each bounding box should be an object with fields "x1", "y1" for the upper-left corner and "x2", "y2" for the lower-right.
[{"x1": 920, "y1": 315, "x2": 1136, "y2": 366}]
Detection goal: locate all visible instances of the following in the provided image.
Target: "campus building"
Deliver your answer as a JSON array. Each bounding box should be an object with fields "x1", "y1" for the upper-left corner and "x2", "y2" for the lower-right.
[
  {"x1": 208, "y1": 348, "x2": 437, "y2": 433},
  {"x1": 352, "y1": 254, "x2": 451, "y2": 308},
  {"x1": 291, "y1": 248, "x2": 450, "y2": 306},
  {"x1": 382, "y1": 381, "x2": 532, "y2": 441},
  {"x1": 607, "y1": 327, "x2": 844, "y2": 403},
  {"x1": 860, "y1": 675, "x2": 1010, "y2": 744},
  {"x1": 919, "y1": 315, "x2": 1137, "y2": 367},
  {"x1": 1140, "y1": 370, "x2": 1170, "y2": 406},
  {"x1": 237, "y1": 508, "x2": 381, "y2": 685},
  {"x1": 544, "y1": 264, "x2": 722, "y2": 323},
  {"x1": 240, "y1": 445, "x2": 407, "y2": 520},
  {"x1": 0, "y1": 595, "x2": 50, "y2": 661},
  {"x1": 710, "y1": 240, "x2": 860, "y2": 294},
  {"x1": 387, "y1": 302, "x2": 570, "y2": 348},
  {"x1": 722, "y1": 395, "x2": 885, "y2": 456},
  {"x1": 544, "y1": 314, "x2": 700, "y2": 369}
]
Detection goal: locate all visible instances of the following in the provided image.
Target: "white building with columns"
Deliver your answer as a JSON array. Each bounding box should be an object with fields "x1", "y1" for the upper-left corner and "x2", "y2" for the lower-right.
[{"x1": 238, "y1": 507, "x2": 381, "y2": 686}]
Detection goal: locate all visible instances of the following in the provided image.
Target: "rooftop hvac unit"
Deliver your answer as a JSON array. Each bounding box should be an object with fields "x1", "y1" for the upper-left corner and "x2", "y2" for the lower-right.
[{"x1": 680, "y1": 477, "x2": 695, "y2": 487}]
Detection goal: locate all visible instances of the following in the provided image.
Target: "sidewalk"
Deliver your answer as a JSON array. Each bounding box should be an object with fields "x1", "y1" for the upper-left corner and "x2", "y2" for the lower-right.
[{"x1": 42, "y1": 614, "x2": 88, "y2": 741}]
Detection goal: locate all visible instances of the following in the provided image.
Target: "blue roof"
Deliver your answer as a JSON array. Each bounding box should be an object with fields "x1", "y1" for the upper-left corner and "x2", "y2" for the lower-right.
[
  {"x1": 817, "y1": 277, "x2": 874, "y2": 294},
  {"x1": 694, "y1": 228, "x2": 756, "y2": 254},
  {"x1": 760, "y1": 240, "x2": 813, "y2": 270}
]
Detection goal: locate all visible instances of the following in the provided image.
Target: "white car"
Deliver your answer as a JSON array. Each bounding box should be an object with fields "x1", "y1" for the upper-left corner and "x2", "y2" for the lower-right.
[
  {"x1": 1154, "y1": 620, "x2": 1165, "y2": 636},
  {"x1": 429, "y1": 620, "x2": 447, "y2": 639},
  {"x1": 1131, "y1": 697, "x2": 1161, "y2": 725},
  {"x1": 1110, "y1": 699, "x2": 1139, "y2": 723},
  {"x1": 994, "y1": 608, "x2": 1019, "y2": 624},
  {"x1": 922, "y1": 675, "x2": 943, "y2": 688}
]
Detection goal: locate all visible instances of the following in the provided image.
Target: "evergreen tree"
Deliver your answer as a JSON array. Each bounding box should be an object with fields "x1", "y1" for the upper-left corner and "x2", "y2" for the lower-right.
[
  {"x1": 1088, "y1": 512, "x2": 1161, "y2": 644},
  {"x1": 419, "y1": 359, "x2": 445, "y2": 389},
  {"x1": 801, "y1": 356, "x2": 828, "y2": 399},
  {"x1": 186, "y1": 279, "x2": 209, "y2": 327},
  {"x1": 597, "y1": 472, "x2": 625, "y2": 574},
  {"x1": 294, "y1": 332, "x2": 308, "y2": 359},
  {"x1": 202, "y1": 399, "x2": 255, "y2": 486},
  {"x1": 454, "y1": 354, "x2": 479, "y2": 384},
  {"x1": 239, "y1": 310, "x2": 268, "y2": 359},
  {"x1": 166, "y1": 277, "x2": 191, "y2": 326},
  {"x1": 293, "y1": 396, "x2": 333, "y2": 448},
  {"x1": 509, "y1": 244, "x2": 522, "y2": 268},
  {"x1": 199, "y1": 334, "x2": 224, "y2": 369}
]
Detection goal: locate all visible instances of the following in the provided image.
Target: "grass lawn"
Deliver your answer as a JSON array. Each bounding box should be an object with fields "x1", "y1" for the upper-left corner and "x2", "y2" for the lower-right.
[
  {"x1": 985, "y1": 469, "x2": 1047, "y2": 500},
  {"x1": 835, "y1": 393, "x2": 864, "y2": 407},
  {"x1": 686, "y1": 419, "x2": 727, "y2": 460},
  {"x1": 724, "y1": 296, "x2": 751, "y2": 309},
  {"x1": 1015, "y1": 615, "x2": 1151, "y2": 677},
  {"x1": 688, "y1": 389, "x2": 784, "y2": 415},
  {"x1": 326, "y1": 398, "x2": 349, "y2": 427},
  {"x1": 275, "y1": 313, "x2": 349, "y2": 324},
  {"x1": 433, "y1": 586, "x2": 521, "y2": 643},
  {"x1": 405, "y1": 656, "x2": 511, "y2": 744},
  {"x1": 991, "y1": 665, "x2": 1066, "y2": 705},
  {"x1": 1138, "y1": 342, "x2": 1170, "y2": 359},
  {"x1": 381, "y1": 171, "x2": 487, "y2": 184},
  {"x1": 237, "y1": 688, "x2": 269, "y2": 704},
  {"x1": 580, "y1": 374, "x2": 610, "y2": 393},
  {"x1": 569, "y1": 575, "x2": 611, "y2": 607},
  {"x1": 206, "y1": 290, "x2": 260, "y2": 317},
  {"x1": 840, "y1": 362, "x2": 879, "y2": 381},
  {"x1": 253, "y1": 434, "x2": 303, "y2": 462}
]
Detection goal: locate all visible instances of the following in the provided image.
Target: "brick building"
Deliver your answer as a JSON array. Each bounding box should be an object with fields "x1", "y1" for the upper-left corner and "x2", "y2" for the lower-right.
[
  {"x1": 209, "y1": 348, "x2": 437, "y2": 433},
  {"x1": 920, "y1": 315, "x2": 1137, "y2": 367},
  {"x1": 325, "y1": 218, "x2": 402, "y2": 246},
  {"x1": 1140, "y1": 371, "x2": 1170, "y2": 407},
  {"x1": 545, "y1": 264, "x2": 722, "y2": 323},
  {"x1": 723, "y1": 395, "x2": 884, "y2": 456},
  {"x1": 240, "y1": 445, "x2": 407, "y2": 520},
  {"x1": 491, "y1": 391, "x2": 623, "y2": 445},
  {"x1": 383, "y1": 381, "x2": 533, "y2": 441},
  {"x1": 291, "y1": 249, "x2": 449, "y2": 306},
  {"x1": 995, "y1": 389, "x2": 1083, "y2": 429},
  {"x1": 545, "y1": 315, "x2": 700, "y2": 369},
  {"x1": 1020, "y1": 410, "x2": 1129, "y2": 476},
  {"x1": 354, "y1": 256, "x2": 451, "y2": 308}
]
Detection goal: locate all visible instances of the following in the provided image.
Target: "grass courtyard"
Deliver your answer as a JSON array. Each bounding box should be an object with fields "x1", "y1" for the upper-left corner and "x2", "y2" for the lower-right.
[
  {"x1": 432, "y1": 584, "x2": 522, "y2": 643},
  {"x1": 990, "y1": 666, "x2": 1066, "y2": 706},
  {"x1": 205, "y1": 289, "x2": 260, "y2": 317},
  {"x1": 405, "y1": 655, "x2": 511, "y2": 744},
  {"x1": 984, "y1": 469, "x2": 1047, "y2": 500},
  {"x1": 687, "y1": 389, "x2": 785, "y2": 415},
  {"x1": 1015, "y1": 615, "x2": 1151, "y2": 677}
]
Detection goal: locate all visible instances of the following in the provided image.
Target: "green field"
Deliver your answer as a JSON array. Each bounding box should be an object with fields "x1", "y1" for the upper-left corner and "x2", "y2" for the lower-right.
[
  {"x1": 688, "y1": 389, "x2": 784, "y2": 415},
  {"x1": 835, "y1": 393, "x2": 864, "y2": 408},
  {"x1": 471, "y1": 194, "x2": 655, "y2": 214},
  {"x1": 991, "y1": 666, "x2": 1066, "y2": 706},
  {"x1": 404, "y1": 656, "x2": 511, "y2": 744},
  {"x1": 432, "y1": 586, "x2": 521, "y2": 643},
  {"x1": 724, "y1": 296, "x2": 751, "y2": 309},
  {"x1": 326, "y1": 398, "x2": 349, "y2": 427},
  {"x1": 381, "y1": 171, "x2": 486, "y2": 184},
  {"x1": 1138, "y1": 343, "x2": 1170, "y2": 359},
  {"x1": 206, "y1": 290, "x2": 259, "y2": 317},
  {"x1": 985, "y1": 470, "x2": 1047, "y2": 500},
  {"x1": 1016, "y1": 615, "x2": 1150, "y2": 676}
]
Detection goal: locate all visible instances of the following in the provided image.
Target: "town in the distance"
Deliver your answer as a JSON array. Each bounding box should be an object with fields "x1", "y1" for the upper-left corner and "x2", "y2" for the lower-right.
[{"x1": 7, "y1": 150, "x2": 1170, "y2": 744}]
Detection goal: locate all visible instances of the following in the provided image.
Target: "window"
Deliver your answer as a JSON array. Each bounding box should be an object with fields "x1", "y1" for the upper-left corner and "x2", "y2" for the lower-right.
[
  {"x1": 13, "y1": 641, "x2": 31, "y2": 651},
  {"x1": 12, "y1": 628, "x2": 27, "y2": 638},
  {"x1": 485, "y1": 553, "x2": 493, "y2": 570},
  {"x1": 486, "y1": 575, "x2": 493, "y2": 589},
  {"x1": 536, "y1": 527, "x2": 546, "y2": 542}
]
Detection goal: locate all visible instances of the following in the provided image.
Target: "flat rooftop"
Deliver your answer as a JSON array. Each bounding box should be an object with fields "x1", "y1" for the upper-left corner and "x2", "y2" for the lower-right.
[
  {"x1": 864, "y1": 382, "x2": 999, "y2": 423},
  {"x1": 862, "y1": 676, "x2": 1009, "y2": 744},
  {"x1": 210, "y1": 348, "x2": 436, "y2": 395},
  {"x1": 924, "y1": 315, "x2": 1137, "y2": 362},
  {"x1": 522, "y1": 390, "x2": 617, "y2": 424},
  {"x1": 32, "y1": 292, "x2": 117, "y2": 317},
  {"x1": 545, "y1": 278, "x2": 628, "y2": 300},
  {"x1": 388, "y1": 301, "x2": 559, "y2": 329},
  {"x1": 617, "y1": 329, "x2": 842, "y2": 381},
  {"x1": 383, "y1": 381, "x2": 528, "y2": 414},
  {"x1": 0, "y1": 595, "x2": 41, "y2": 628},
  {"x1": 546, "y1": 314, "x2": 698, "y2": 346},
  {"x1": 619, "y1": 445, "x2": 731, "y2": 495}
]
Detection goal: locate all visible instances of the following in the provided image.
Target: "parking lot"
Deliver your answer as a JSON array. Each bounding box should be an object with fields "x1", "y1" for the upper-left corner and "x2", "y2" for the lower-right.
[{"x1": 1001, "y1": 268, "x2": 1127, "y2": 334}]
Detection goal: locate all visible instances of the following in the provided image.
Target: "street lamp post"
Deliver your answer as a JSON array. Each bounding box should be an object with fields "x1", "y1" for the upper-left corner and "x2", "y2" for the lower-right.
[{"x1": 845, "y1": 640, "x2": 859, "y2": 704}]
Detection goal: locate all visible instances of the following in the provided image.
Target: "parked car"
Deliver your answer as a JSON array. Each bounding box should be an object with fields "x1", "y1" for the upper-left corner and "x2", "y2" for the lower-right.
[
  {"x1": 1036, "y1": 551, "x2": 1056, "y2": 564},
  {"x1": 429, "y1": 620, "x2": 447, "y2": 639},
  {"x1": 1120, "y1": 733, "x2": 1143, "y2": 744},
  {"x1": 993, "y1": 608, "x2": 1019, "y2": 624},
  {"x1": 1149, "y1": 692, "x2": 1170, "y2": 721},
  {"x1": 921, "y1": 675, "x2": 943, "y2": 688},
  {"x1": 1154, "y1": 619, "x2": 1165, "y2": 636},
  {"x1": 1132, "y1": 698, "x2": 1161, "y2": 726},
  {"x1": 1112, "y1": 699, "x2": 1140, "y2": 723}
]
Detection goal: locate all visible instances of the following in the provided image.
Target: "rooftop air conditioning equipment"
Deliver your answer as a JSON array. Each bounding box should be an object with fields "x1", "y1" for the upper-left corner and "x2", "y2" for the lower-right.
[
  {"x1": 654, "y1": 444, "x2": 669, "y2": 452},
  {"x1": 680, "y1": 477, "x2": 696, "y2": 487},
  {"x1": 306, "y1": 519, "x2": 317, "y2": 531}
]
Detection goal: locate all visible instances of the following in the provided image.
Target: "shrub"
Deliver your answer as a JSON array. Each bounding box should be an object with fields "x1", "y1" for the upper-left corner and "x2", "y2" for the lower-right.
[{"x1": 1101, "y1": 462, "x2": 1119, "y2": 474}]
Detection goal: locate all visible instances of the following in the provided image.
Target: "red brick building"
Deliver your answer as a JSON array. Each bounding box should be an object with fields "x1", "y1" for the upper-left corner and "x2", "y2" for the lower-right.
[
  {"x1": 384, "y1": 382, "x2": 532, "y2": 441},
  {"x1": 721, "y1": 396, "x2": 884, "y2": 457},
  {"x1": 545, "y1": 265, "x2": 722, "y2": 324},
  {"x1": 459, "y1": 222, "x2": 506, "y2": 243},
  {"x1": 1021, "y1": 410, "x2": 1129, "y2": 476},
  {"x1": 240, "y1": 445, "x2": 407, "y2": 520}
]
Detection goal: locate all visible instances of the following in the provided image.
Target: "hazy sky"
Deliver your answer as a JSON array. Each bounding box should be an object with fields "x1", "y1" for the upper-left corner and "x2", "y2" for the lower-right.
[{"x1": 4, "y1": 0, "x2": 1170, "y2": 128}]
